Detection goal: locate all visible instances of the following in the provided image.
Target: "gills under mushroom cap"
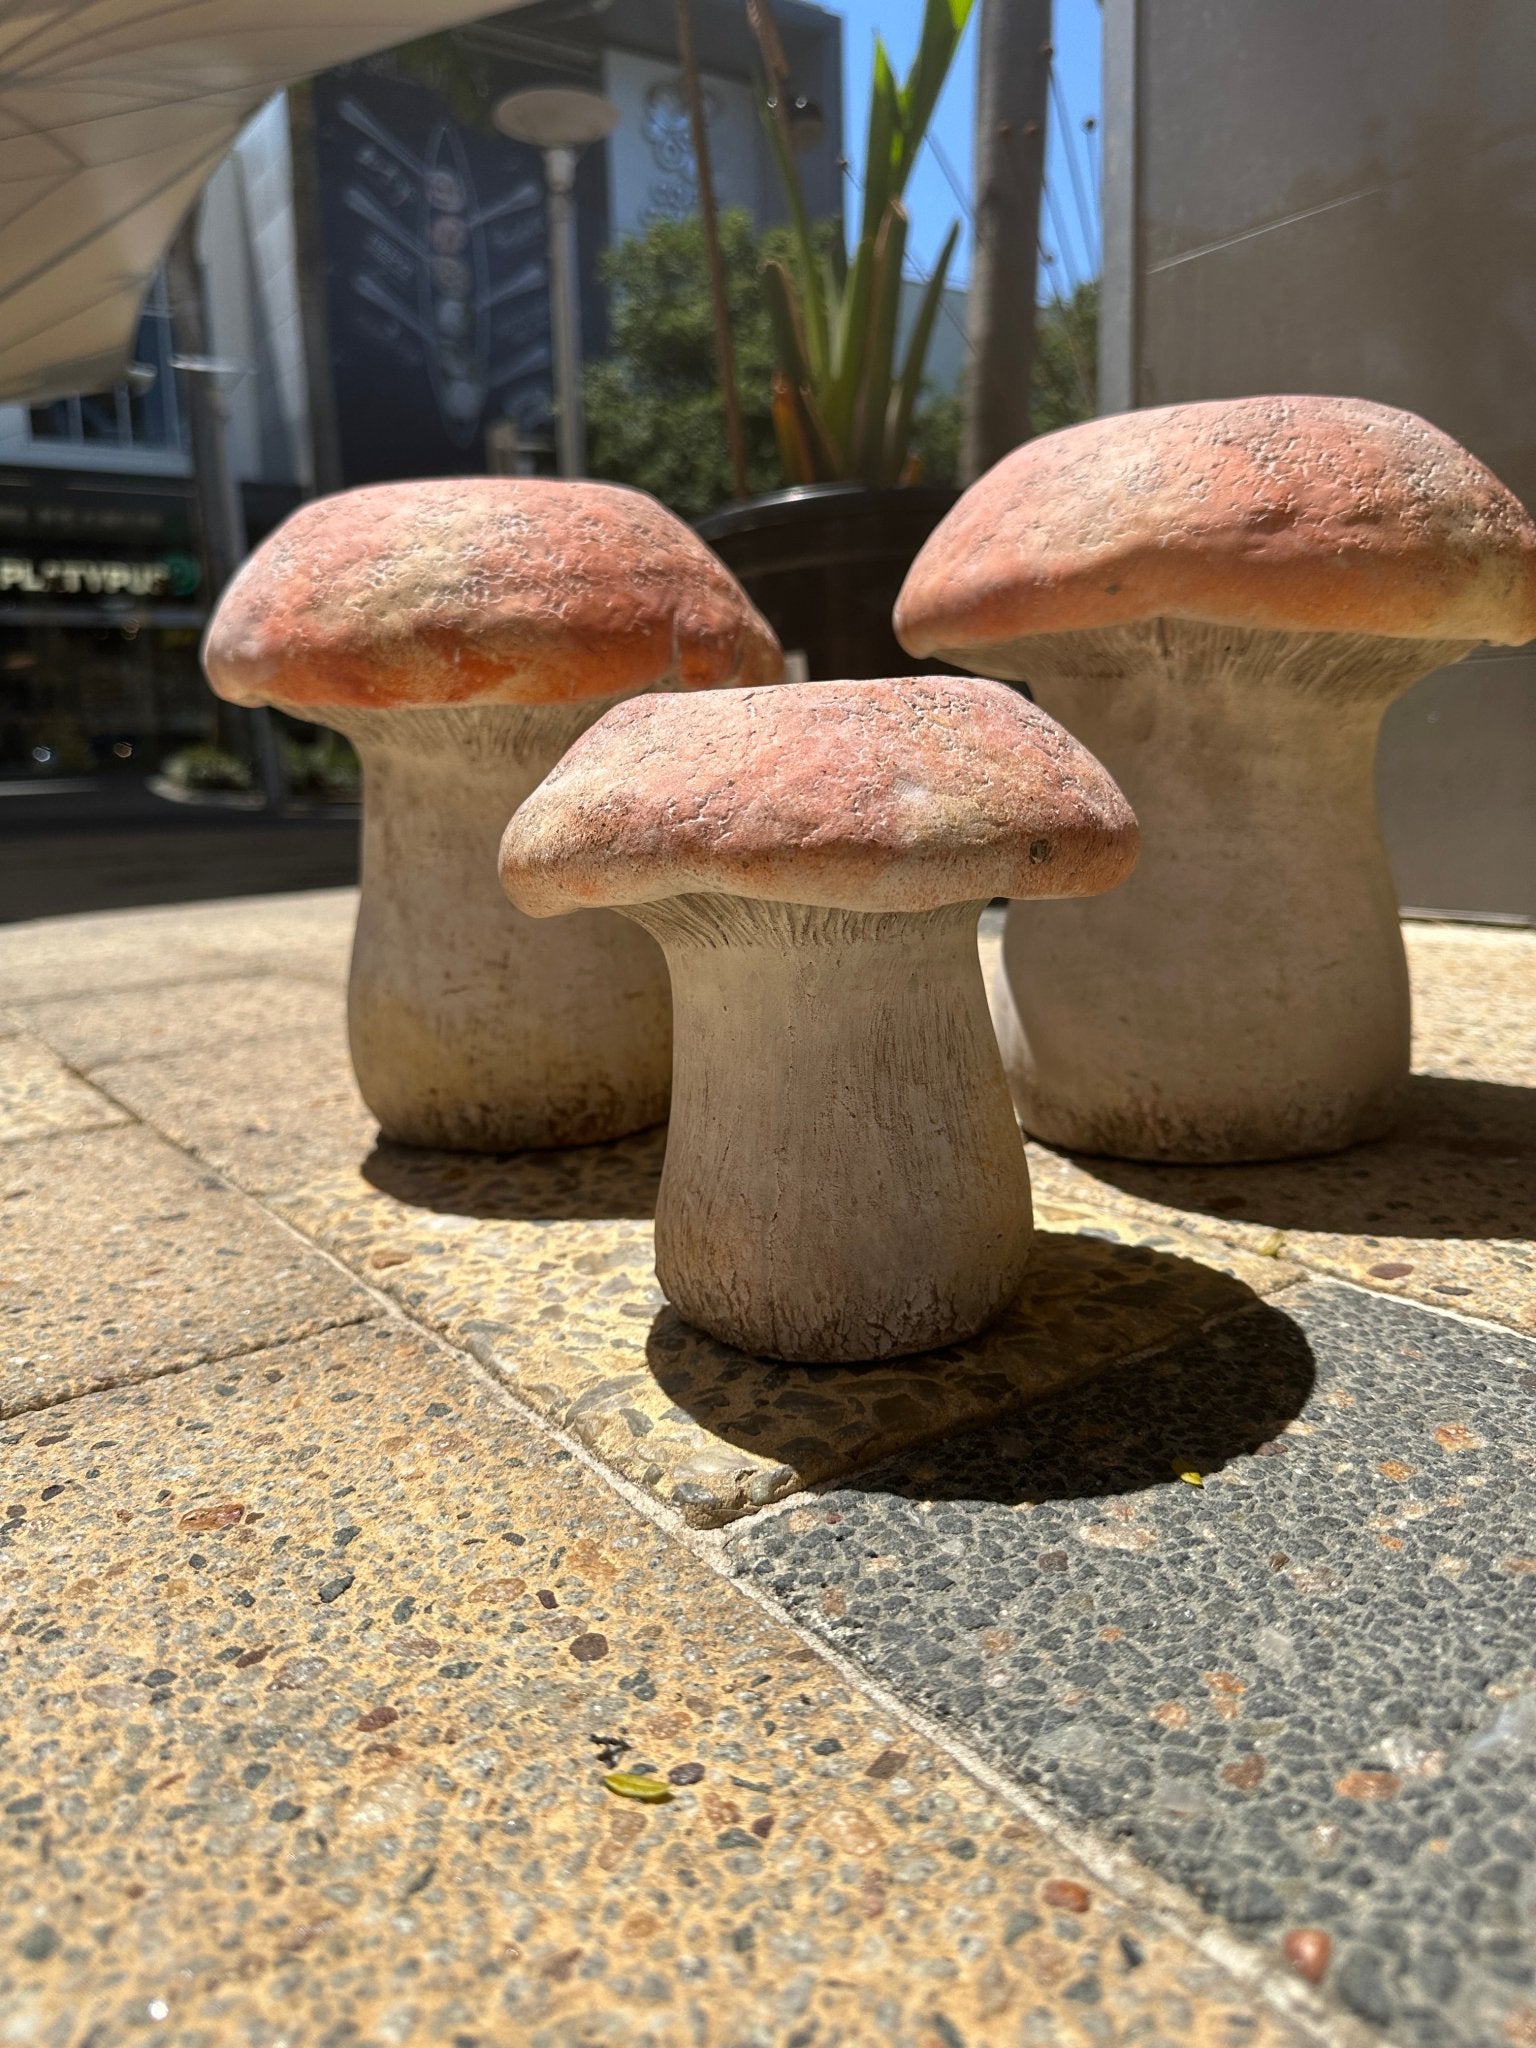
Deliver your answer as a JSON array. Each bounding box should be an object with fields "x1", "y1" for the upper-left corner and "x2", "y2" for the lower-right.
[
  {"x1": 499, "y1": 676, "x2": 1139, "y2": 917},
  {"x1": 895, "y1": 394, "x2": 1536, "y2": 668},
  {"x1": 203, "y1": 477, "x2": 782, "y2": 712}
]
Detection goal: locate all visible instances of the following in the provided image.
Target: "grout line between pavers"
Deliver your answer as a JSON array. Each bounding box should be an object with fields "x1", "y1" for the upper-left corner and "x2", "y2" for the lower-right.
[
  {"x1": 1300, "y1": 1269, "x2": 1536, "y2": 1347},
  {"x1": 0, "y1": 1032, "x2": 383, "y2": 1424},
  {"x1": 1041, "y1": 1183, "x2": 1536, "y2": 1345},
  {"x1": 0, "y1": 1027, "x2": 136, "y2": 1148},
  {"x1": 731, "y1": 1288, "x2": 1308, "y2": 1536},
  {"x1": 707, "y1": 1562, "x2": 1384, "y2": 2048},
  {"x1": 0, "y1": 965, "x2": 289, "y2": 1009},
  {"x1": 0, "y1": 1115, "x2": 130, "y2": 1149},
  {"x1": 7, "y1": 965, "x2": 306, "y2": 1014},
  {"x1": 0, "y1": 1310, "x2": 381, "y2": 1429},
  {"x1": 3, "y1": 959, "x2": 347, "y2": 1010},
  {"x1": 81, "y1": 1018, "x2": 340, "y2": 1079}
]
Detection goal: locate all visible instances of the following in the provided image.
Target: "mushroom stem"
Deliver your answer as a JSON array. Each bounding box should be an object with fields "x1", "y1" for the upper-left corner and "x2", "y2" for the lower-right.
[
  {"x1": 319, "y1": 702, "x2": 672, "y2": 1150},
  {"x1": 994, "y1": 622, "x2": 1474, "y2": 1161},
  {"x1": 621, "y1": 894, "x2": 1034, "y2": 1361}
]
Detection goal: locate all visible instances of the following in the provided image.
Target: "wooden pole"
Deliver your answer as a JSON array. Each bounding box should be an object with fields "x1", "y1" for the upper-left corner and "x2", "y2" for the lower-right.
[
  {"x1": 962, "y1": 0, "x2": 1053, "y2": 482},
  {"x1": 673, "y1": 0, "x2": 749, "y2": 500}
]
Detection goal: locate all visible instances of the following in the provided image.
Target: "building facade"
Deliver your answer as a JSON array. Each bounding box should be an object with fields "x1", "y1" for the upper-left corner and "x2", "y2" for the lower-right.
[
  {"x1": 1100, "y1": 0, "x2": 1536, "y2": 920},
  {"x1": 0, "y1": 0, "x2": 842, "y2": 779}
]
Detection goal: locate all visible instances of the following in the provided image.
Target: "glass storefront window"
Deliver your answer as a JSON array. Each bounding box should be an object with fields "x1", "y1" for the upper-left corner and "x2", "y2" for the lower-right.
[
  {"x1": 24, "y1": 276, "x2": 183, "y2": 456},
  {"x1": 26, "y1": 399, "x2": 73, "y2": 441},
  {"x1": 0, "y1": 624, "x2": 212, "y2": 779},
  {"x1": 79, "y1": 391, "x2": 128, "y2": 444}
]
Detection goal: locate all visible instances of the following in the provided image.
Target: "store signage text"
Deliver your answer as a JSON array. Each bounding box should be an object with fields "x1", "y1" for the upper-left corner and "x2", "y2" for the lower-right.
[{"x1": 0, "y1": 553, "x2": 201, "y2": 599}]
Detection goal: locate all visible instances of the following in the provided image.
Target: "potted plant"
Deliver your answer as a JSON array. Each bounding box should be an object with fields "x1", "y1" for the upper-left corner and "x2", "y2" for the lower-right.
[{"x1": 696, "y1": 0, "x2": 974, "y2": 678}]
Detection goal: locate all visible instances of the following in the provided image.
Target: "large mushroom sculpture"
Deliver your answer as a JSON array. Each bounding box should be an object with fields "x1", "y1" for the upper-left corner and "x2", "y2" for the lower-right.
[
  {"x1": 896, "y1": 395, "x2": 1536, "y2": 1162},
  {"x1": 499, "y1": 677, "x2": 1138, "y2": 1362},
  {"x1": 204, "y1": 479, "x2": 780, "y2": 1151}
]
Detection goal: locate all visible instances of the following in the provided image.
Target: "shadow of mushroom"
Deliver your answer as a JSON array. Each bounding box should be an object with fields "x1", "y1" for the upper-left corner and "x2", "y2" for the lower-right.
[
  {"x1": 1047, "y1": 1076, "x2": 1536, "y2": 1244},
  {"x1": 839, "y1": 1292, "x2": 1316, "y2": 1510},
  {"x1": 359, "y1": 1124, "x2": 664, "y2": 1222},
  {"x1": 638, "y1": 1231, "x2": 1315, "y2": 1517},
  {"x1": 1396, "y1": 1074, "x2": 1536, "y2": 1158}
]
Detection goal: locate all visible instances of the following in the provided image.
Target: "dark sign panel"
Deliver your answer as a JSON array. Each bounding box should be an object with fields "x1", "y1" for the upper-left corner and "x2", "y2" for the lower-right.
[
  {"x1": 0, "y1": 471, "x2": 197, "y2": 550},
  {"x1": 0, "y1": 473, "x2": 204, "y2": 611},
  {"x1": 313, "y1": 61, "x2": 566, "y2": 484},
  {"x1": 0, "y1": 553, "x2": 199, "y2": 600}
]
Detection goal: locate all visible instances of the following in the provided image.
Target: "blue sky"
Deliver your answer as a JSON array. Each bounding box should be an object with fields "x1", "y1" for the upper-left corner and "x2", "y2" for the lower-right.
[{"x1": 830, "y1": 0, "x2": 1103, "y2": 292}]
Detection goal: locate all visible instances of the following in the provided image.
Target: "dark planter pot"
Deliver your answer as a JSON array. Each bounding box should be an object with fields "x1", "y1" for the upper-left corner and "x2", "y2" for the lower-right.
[{"x1": 696, "y1": 483, "x2": 958, "y2": 681}]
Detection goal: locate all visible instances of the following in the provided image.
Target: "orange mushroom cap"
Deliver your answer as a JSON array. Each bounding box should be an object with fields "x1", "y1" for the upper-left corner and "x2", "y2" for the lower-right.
[
  {"x1": 896, "y1": 395, "x2": 1536, "y2": 675},
  {"x1": 204, "y1": 478, "x2": 783, "y2": 712}
]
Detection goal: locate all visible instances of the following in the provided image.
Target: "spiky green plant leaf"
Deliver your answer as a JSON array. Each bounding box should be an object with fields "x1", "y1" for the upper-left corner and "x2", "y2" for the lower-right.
[{"x1": 885, "y1": 219, "x2": 960, "y2": 480}]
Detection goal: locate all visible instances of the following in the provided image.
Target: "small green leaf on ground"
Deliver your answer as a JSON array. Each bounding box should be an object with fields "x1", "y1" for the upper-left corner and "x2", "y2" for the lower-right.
[{"x1": 603, "y1": 1772, "x2": 673, "y2": 1803}]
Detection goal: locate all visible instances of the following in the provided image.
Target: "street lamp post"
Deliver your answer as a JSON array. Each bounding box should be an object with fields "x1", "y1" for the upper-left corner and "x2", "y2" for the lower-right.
[{"x1": 492, "y1": 87, "x2": 619, "y2": 480}]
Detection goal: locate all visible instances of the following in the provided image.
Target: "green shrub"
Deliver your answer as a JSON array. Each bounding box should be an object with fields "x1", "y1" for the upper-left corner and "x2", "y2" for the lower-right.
[
  {"x1": 160, "y1": 743, "x2": 253, "y2": 793},
  {"x1": 283, "y1": 728, "x2": 360, "y2": 797}
]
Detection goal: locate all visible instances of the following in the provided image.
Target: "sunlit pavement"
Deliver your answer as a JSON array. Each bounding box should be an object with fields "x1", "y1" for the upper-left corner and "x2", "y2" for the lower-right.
[{"x1": 0, "y1": 891, "x2": 1531, "y2": 2046}]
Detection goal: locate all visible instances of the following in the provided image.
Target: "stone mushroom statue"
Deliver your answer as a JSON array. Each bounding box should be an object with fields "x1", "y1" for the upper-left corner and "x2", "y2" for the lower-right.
[
  {"x1": 896, "y1": 395, "x2": 1536, "y2": 1163},
  {"x1": 499, "y1": 677, "x2": 1138, "y2": 1362},
  {"x1": 203, "y1": 479, "x2": 781, "y2": 1150}
]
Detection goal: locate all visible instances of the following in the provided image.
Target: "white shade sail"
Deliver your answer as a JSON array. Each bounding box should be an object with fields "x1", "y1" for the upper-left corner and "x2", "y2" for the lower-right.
[{"x1": 0, "y1": 0, "x2": 527, "y2": 403}]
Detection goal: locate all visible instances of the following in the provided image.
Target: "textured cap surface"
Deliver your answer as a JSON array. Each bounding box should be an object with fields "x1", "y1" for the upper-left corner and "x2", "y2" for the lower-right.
[
  {"x1": 203, "y1": 478, "x2": 783, "y2": 711},
  {"x1": 896, "y1": 395, "x2": 1536, "y2": 668},
  {"x1": 500, "y1": 677, "x2": 1138, "y2": 917}
]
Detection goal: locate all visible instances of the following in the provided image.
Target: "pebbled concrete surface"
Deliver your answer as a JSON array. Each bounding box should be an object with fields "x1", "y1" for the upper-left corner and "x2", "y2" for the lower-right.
[
  {"x1": 0, "y1": 890, "x2": 1531, "y2": 2044},
  {"x1": 281, "y1": 1140, "x2": 1302, "y2": 1526},
  {"x1": 983, "y1": 916, "x2": 1536, "y2": 1335},
  {"x1": 93, "y1": 1023, "x2": 378, "y2": 1198},
  {"x1": 11, "y1": 973, "x2": 337, "y2": 1074},
  {"x1": 0, "y1": 1035, "x2": 129, "y2": 1144},
  {"x1": 1027, "y1": 1138, "x2": 1536, "y2": 1336},
  {"x1": 0, "y1": 888, "x2": 353, "y2": 997},
  {"x1": 1407, "y1": 921, "x2": 1536, "y2": 1086},
  {"x1": 0, "y1": 1319, "x2": 1311, "y2": 2048},
  {"x1": 0, "y1": 1124, "x2": 376, "y2": 1417},
  {"x1": 725, "y1": 1281, "x2": 1536, "y2": 2048}
]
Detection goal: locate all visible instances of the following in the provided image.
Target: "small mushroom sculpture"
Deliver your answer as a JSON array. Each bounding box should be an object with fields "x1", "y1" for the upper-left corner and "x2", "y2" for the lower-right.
[
  {"x1": 203, "y1": 479, "x2": 780, "y2": 1150},
  {"x1": 896, "y1": 395, "x2": 1536, "y2": 1162},
  {"x1": 499, "y1": 677, "x2": 1139, "y2": 1362}
]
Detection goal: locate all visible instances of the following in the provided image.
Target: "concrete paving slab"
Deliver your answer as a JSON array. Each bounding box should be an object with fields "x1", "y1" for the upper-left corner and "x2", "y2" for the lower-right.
[
  {"x1": 14, "y1": 973, "x2": 341, "y2": 1073},
  {"x1": 278, "y1": 1142, "x2": 1302, "y2": 1528},
  {"x1": 984, "y1": 913, "x2": 1536, "y2": 1330},
  {"x1": 0, "y1": 923, "x2": 250, "y2": 1005},
  {"x1": 1406, "y1": 921, "x2": 1536, "y2": 1086},
  {"x1": 0, "y1": 1317, "x2": 1314, "y2": 2048},
  {"x1": 0, "y1": 1125, "x2": 375, "y2": 1417},
  {"x1": 725, "y1": 1280, "x2": 1536, "y2": 2048},
  {"x1": 164, "y1": 886, "x2": 354, "y2": 983},
  {"x1": 0, "y1": 890, "x2": 354, "y2": 1001},
  {"x1": 94, "y1": 1022, "x2": 378, "y2": 1197},
  {"x1": 1026, "y1": 1138, "x2": 1536, "y2": 1336},
  {"x1": 0, "y1": 933, "x2": 243, "y2": 1003},
  {"x1": 1394, "y1": 1071, "x2": 1536, "y2": 1156},
  {"x1": 0, "y1": 1035, "x2": 129, "y2": 1144}
]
